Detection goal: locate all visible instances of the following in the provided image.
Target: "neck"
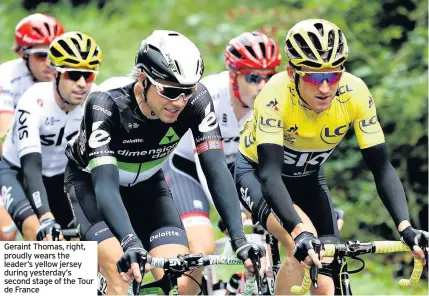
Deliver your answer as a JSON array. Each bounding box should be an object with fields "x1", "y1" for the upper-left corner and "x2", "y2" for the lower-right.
[
  {"x1": 53, "y1": 85, "x2": 76, "y2": 113},
  {"x1": 133, "y1": 83, "x2": 158, "y2": 119},
  {"x1": 229, "y1": 83, "x2": 250, "y2": 121}
]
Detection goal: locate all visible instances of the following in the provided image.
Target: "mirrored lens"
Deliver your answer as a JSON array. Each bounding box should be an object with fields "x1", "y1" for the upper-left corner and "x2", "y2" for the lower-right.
[
  {"x1": 301, "y1": 72, "x2": 342, "y2": 85},
  {"x1": 63, "y1": 71, "x2": 96, "y2": 82},
  {"x1": 244, "y1": 73, "x2": 274, "y2": 85}
]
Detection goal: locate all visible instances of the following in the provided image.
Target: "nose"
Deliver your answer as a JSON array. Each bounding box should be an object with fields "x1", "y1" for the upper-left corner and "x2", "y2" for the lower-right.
[
  {"x1": 257, "y1": 78, "x2": 268, "y2": 91},
  {"x1": 318, "y1": 80, "x2": 330, "y2": 94},
  {"x1": 76, "y1": 76, "x2": 87, "y2": 87}
]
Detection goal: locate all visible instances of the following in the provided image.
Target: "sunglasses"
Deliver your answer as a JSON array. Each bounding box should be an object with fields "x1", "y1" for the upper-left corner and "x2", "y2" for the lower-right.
[
  {"x1": 242, "y1": 72, "x2": 275, "y2": 85},
  {"x1": 145, "y1": 73, "x2": 196, "y2": 101},
  {"x1": 55, "y1": 67, "x2": 97, "y2": 83},
  {"x1": 24, "y1": 48, "x2": 49, "y2": 61},
  {"x1": 295, "y1": 69, "x2": 344, "y2": 85}
]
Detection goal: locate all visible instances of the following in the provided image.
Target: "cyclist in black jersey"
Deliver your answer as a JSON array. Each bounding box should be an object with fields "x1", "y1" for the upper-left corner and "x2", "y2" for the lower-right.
[{"x1": 64, "y1": 30, "x2": 265, "y2": 295}]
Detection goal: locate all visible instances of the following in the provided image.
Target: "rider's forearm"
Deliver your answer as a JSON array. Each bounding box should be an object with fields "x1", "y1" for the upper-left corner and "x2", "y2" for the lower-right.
[
  {"x1": 198, "y1": 149, "x2": 245, "y2": 239},
  {"x1": 361, "y1": 143, "x2": 410, "y2": 227},
  {"x1": 258, "y1": 144, "x2": 302, "y2": 234},
  {"x1": 20, "y1": 153, "x2": 51, "y2": 218},
  {"x1": 91, "y1": 164, "x2": 138, "y2": 246}
]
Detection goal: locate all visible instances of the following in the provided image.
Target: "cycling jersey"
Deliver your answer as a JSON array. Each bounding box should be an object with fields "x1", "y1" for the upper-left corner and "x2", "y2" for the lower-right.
[
  {"x1": 239, "y1": 71, "x2": 385, "y2": 177},
  {"x1": 2, "y1": 82, "x2": 83, "y2": 176},
  {"x1": 0, "y1": 59, "x2": 34, "y2": 114},
  {"x1": 174, "y1": 71, "x2": 252, "y2": 165},
  {"x1": 66, "y1": 77, "x2": 223, "y2": 186}
]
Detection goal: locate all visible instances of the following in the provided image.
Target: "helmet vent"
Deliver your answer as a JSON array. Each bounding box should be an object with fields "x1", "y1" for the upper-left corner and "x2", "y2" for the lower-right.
[
  {"x1": 332, "y1": 57, "x2": 345, "y2": 67},
  {"x1": 308, "y1": 32, "x2": 322, "y2": 50},
  {"x1": 229, "y1": 47, "x2": 242, "y2": 59},
  {"x1": 148, "y1": 44, "x2": 161, "y2": 53},
  {"x1": 245, "y1": 46, "x2": 256, "y2": 58},
  {"x1": 44, "y1": 23, "x2": 51, "y2": 36},
  {"x1": 286, "y1": 40, "x2": 301, "y2": 59},
  {"x1": 63, "y1": 58, "x2": 79, "y2": 65},
  {"x1": 32, "y1": 27, "x2": 43, "y2": 37},
  {"x1": 168, "y1": 32, "x2": 179, "y2": 36},
  {"x1": 50, "y1": 46, "x2": 62, "y2": 58},
  {"x1": 58, "y1": 39, "x2": 75, "y2": 56},
  {"x1": 314, "y1": 23, "x2": 324, "y2": 37},
  {"x1": 195, "y1": 59, "x2": 200, "y2": 74},
  {"x1": 327, "y1": 30, "x2": 335, "y2": 47}
]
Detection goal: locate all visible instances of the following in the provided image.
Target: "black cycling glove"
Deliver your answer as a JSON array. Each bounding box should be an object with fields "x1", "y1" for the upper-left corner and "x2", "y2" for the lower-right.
[
  {"x1": 36, "y1": 218, "x2": 61, "y2": 241},
  {"x1": 293, "y1": 231, "x2": 321, "y2": 262},
  {"x1": 231, "y1": 235, "x2": 266, "y2": 262},
  {"x1": 117, "y1": 234, "x2": 148, "y2": 274},
  {"x1": 400, "y1": 226, "x2": 429, "y2": 250}
]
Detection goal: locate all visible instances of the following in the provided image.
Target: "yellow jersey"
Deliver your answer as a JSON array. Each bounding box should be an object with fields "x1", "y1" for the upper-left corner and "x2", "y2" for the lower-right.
[{"x1": 238, "y1": 71, "x2": 385, "y2": 177}]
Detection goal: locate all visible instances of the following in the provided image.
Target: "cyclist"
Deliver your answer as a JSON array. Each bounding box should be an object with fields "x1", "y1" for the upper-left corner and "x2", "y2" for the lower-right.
[
  {"x1": 163, "y1": 31, "x2": 281, "y2": 291},
  {"x1": 0, "y1": 13, "x2": 64, "y2": 241},
  {"x1": 0, "y1": 31, "x2": 101, "y2": 242},
  {"x1": 235, "y1": 19, "x2": 428, "y2": 295},
  {"x1": 64, "y1": 30, "x2": 265, "y2": 295}
]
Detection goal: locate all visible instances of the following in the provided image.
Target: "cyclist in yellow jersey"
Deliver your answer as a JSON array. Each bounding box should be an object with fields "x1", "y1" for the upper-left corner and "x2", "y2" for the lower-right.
[{"x1": 235, "y1": 19, "x2": 428, "y2": 295}]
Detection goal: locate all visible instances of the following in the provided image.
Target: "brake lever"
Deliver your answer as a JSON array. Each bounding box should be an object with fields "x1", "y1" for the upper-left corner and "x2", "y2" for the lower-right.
[
  {"x1": 310, "y1": 240, "x2": 322, "y2": 289},
  {"x1": 248, "y1": 245, "x2": 262, "y2": 295},
  {"x1": 51, "y1": 226, "x2": 61, "y2": 241},
  {"x1": 133, "y1": 254, "x2": 147, "y2": 295}
]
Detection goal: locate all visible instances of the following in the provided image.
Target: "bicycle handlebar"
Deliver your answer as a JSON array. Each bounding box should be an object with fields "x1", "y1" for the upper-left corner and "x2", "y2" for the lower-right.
[
  {"x1": 291, "y1": 240, "x2": 426, "y2": 295},
  {"x1": 138, "y1": 254, "x2": 259, "y2": 295}
]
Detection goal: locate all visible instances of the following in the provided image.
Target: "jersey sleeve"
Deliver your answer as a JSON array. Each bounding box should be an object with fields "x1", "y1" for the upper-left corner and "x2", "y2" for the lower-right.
[
  {"x1": 253, "y1": 83, "x2": 285, "y2": 147},
  {"x1": 352, "y1": 79, "x2": 385, "y2": 149},
  {"x1": 14, "y1": 92, "x2": 43, "y2": 158},
  {"x1": 0, "y1": 79, "x2": 15, "y2": 113},
  {"x1": 83, "y1": 92, "x2": 119, "y2": 170},
  {"x1": 188, "y1": 83, "x2": 223, "y2": 155}
]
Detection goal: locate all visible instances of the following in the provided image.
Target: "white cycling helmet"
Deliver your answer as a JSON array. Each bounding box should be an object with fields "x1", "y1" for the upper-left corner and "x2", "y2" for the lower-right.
[{"x1": 135, "y1": 30, "x2": 204, "y2": 86}]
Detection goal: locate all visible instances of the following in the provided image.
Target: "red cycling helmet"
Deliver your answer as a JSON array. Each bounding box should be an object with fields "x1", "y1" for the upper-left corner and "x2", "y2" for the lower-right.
[
  {"x1": 14, "y1": 13, "x2": 64, "y2": 52},
  {"x1": 225, "y1": 31, "x2": 281, "y2": 107}
]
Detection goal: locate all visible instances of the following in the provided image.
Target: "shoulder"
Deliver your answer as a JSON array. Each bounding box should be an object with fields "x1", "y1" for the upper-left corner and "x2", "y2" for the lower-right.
[
  {"x1": 0, "y1": 59, "x2": 31, "y2": 85},
  {"x1": 336, "y1": 72, "x2": 373, "y2": 110},
  {"x1": 254, "y1": 71, "x2": 290, "y2": 112},
  {"x1": 200, "y1": 71, "x2": 229, "y2": 101},
  {"x1": 18, "y1": 82, "x2": 53, "y2": 106},
  {"x1": 96, "y1": 76, "x2": 135, "y2": 92}
]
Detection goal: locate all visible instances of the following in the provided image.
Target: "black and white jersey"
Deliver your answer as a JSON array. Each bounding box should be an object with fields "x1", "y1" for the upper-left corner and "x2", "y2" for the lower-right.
[
  {"x1": 66, "y1": 77, "x2": 223, "y2": 187},
  {"x1": 2, "y1": 82, "x2": 83, "y2": 176}
]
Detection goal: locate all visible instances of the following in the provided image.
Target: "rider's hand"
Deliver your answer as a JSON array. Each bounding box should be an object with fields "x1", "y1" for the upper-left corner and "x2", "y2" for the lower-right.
[
  {"x1": 117, "y1": 234, "x2": 151, "y2": 283},
  {"x1": 400, "y1": 226, "x2": 428, "y2": 265},
  {"x1": 293, "y1": 231, "x2": 323, "y2": 268},
  {"x1": 231, "y1": 235, "x2": 266, "y2": 277},
  {"x1": 36, "y1": 218, "x2": 62, "y2": 241}
]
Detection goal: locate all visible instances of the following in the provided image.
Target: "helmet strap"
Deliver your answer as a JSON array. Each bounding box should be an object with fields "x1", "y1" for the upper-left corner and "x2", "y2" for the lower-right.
[
  {"x1": 294, "y1": 72, "x2": 311, "y2": 110},
  {"x1": 23, "y1": 54, "x2": 39, "y2": 83},
  {"x1": 231, "y1": 72, "x2": 249, "y2": 109},
  {"x1": 55, "y1": 75, "x2": 73, "y2": 108}
]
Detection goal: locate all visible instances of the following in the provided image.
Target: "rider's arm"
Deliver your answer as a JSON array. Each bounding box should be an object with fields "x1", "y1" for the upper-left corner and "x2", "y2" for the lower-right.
[
  {"x1": 12, "y1": 94, "x2": 51, "y2": 220},
  {"x1": 361, "y1": 143, "x2": 410, "y2": 227},
  {"x1": 258, "y1": 143, "x2": 302, "y2": 234},
  {"x1": 252, "y1": 82, "x2": 303, "y2": 236},
  {"x1": 84, "y1": 92, "x2": 138, "y2": 245},
  {"x1": 353, "y1": 80, "x2": 410, "y2": 229},
  {"x1": 20, "y1": 153, "x2": 51, "y2": 220},
  {"x1": 190, "y1": 84, "x2": 244, "y2": 240}
]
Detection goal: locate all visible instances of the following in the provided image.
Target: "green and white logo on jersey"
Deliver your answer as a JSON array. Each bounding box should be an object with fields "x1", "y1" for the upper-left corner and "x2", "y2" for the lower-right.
[{"x1": 159, "y1": 127, "x2": 180, "y2": 145}]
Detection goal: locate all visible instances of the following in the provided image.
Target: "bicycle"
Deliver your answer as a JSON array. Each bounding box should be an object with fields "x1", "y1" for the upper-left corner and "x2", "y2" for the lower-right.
[
  {"x1": 61, "y1": 227, "x2": 263, "y2": 295},
  {"x1": 206, "y1": 219, "x2": 280, "y2": 295},
  {"x1": 291, "y1": 240, "x2": 428, "y2": 295}
]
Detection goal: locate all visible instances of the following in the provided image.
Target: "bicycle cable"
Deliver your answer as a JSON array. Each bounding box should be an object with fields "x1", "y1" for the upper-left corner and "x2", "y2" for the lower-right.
[{"x1": 347, "y1": 256, "x2": 365, "y2": 274}]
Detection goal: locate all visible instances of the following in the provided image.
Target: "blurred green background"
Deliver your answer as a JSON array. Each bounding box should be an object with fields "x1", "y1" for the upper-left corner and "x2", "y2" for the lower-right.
[{"x1": 1, "y1": 0, "x2": 427, "y2": 294}]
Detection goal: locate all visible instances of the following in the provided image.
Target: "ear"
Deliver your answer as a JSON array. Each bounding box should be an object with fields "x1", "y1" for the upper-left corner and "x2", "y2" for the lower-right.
[
  {"x1": 286, "y1": 65, "x2": 295, "y2": 80},
  {"x1": 14, "y1": 46, "x2": 25, "y2": 58}
]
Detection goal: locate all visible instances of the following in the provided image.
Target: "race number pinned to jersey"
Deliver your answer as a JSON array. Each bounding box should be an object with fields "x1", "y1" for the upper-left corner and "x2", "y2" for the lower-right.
[
  {"x1": 198, "y1": 104, "x2": 218, "y2": 133},
  {"x1": 88, "y1": 121, "x2": 111, "y2": 149}
]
